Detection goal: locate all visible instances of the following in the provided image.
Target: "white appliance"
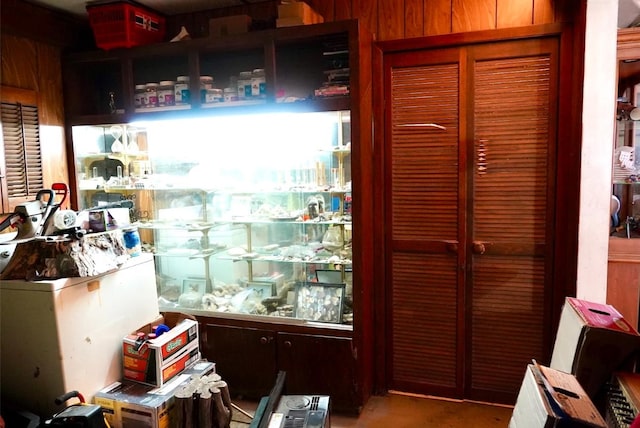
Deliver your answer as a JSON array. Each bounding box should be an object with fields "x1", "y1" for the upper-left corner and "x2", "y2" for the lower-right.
[{"x1": 0, "y1": 253, "x2": 160, "y2": 419}]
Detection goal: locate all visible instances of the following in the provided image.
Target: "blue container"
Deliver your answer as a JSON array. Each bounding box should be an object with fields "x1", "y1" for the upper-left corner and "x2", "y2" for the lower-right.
[{"x1": 123, "y1": 227, "x2": 141, "y2": 257}]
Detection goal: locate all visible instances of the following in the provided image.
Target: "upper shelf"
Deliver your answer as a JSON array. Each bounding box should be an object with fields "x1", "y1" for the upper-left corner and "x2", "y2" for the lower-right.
[{"x1": 62, "y1": 20, "x2": 362, "y2": 125}]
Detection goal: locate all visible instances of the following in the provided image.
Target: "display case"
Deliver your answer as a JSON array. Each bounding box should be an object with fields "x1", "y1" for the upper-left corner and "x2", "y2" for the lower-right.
[
  {"x1": 64, "y1": 19, "x2": 373, "y2": 413},
  {"x1": 71, "y1": 110, "x2": 353, "y2": 323},
  {"x1": 614, "y1": 115, "x2": 640, "y2": 235}
]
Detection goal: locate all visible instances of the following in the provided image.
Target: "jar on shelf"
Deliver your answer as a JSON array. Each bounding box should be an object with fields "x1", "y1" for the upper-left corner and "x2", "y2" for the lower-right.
[
  {"x1": 145, "y1": 83, "x2": 159, "y2": 108},
  {"x1": 134, "y1": 84, "x2": 147, "y2": 109},
  {"x1": 157, "y1": 80, "x2": 175, "y2": 107},
  {"x1": 200, "y1": 76, "x2": 214, "y2": 103},
  {"x1": 205, "y1": 88, "x2": 223, "y2": 104},
  {"x1": 251, "y1": 68, "x2": 266, "y2": 98},
  {"x1": 175, "y1": 76, "x2": 190, "y2": 105},
  {"x1": 238, "y1": 71, "x2": 252, "y2": 100},
  {"x1": 224, "y1": 87, "x2": 238, "y2": 102}
]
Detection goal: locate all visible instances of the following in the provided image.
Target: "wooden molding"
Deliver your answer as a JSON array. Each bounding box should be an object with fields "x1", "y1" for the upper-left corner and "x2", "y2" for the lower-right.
[{"x1": 0, "y1": 86, "x2": 38, "y2": 105}]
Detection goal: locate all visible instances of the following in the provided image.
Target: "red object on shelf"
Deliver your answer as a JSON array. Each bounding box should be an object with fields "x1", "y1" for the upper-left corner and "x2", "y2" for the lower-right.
[{"x1": 87, "y1": 1, "x2": 165, "y2": 50}]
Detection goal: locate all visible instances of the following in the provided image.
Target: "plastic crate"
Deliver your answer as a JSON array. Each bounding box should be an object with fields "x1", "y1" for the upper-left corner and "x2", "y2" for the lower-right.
[{"x1": 87, "y1": 1, "x2": 165, "y2": 50}]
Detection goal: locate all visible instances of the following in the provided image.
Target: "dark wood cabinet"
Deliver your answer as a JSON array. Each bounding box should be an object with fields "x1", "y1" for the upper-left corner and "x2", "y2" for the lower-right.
[
  {"x1": 278, "y1": 332, "x2": 357, "y2": 414},
  {"x1": 202, "y1": 323, "x2": 277, "y2": 398},
  {"x1": 201, "y1": 321, "x2": 358, "y2": 414},
  {"x1": 63, "y1": 19, "x2": 374, "y2": 415}
]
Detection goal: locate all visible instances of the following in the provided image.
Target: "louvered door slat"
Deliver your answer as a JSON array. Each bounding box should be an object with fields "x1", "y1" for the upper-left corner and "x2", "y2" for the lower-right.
[
  {"x1": 389, "y1": 61, "x2": 460, "y2": 393},
  {"x1": 391, "y1": 63, "x2": 459, "y2": 241},
  {"x1": 470, "y1": 54, "x2": 553, "y2": 397},
  {"x1": 392, "y1": 252, "x2": 458, "y2": 387}
]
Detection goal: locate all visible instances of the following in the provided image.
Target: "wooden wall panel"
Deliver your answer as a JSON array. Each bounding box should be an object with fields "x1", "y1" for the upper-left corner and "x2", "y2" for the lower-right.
[
  {"x1": 36, "y1": 42, "x2": 69, "y2": 200},
  {"x1": 37, "y1": 44, "x2": 64, "y2": 127},
  {"x1": 555, "y1": 0, "x2": 582, "y2": 23},
  {"x1": 352, "y1": 0, "x2": 378, "y2": 39},
  {"x1": 1, "y1": 35, "x2": 38, "y2": 90},
  {"x1": 405, "y1": 0, "x2": 425, "y2": 38},
  {"x1": 335, "y1": 0, "x2": 353, "y2": 21},
  {"x1": 534, "y1": 0, "x2": 555, "y2": 24},
  {"x1": 452, "y1": 0, "x2": 496, "y2": 33},
  {"x1": 308, "y1": 0, "x2": 335, "y2": 23},
  {"x1": 166, "y1": 0, "x2": 578, "y2": 42},
  {"x1": 2, "y1": 0, "x2": 91, "y2": 48},
  {"x1": 1, "y1": 34, "x2": 69, "y2": 202},
  {"x1": 497, "y1": 0, "x2": 533, "y2": 28},
  {"x1": 424, "y1": 0, "x2": 453, "y2": 36},
  {"x1": 378, "y1": 0, "x2": 405, "y2": 41}
]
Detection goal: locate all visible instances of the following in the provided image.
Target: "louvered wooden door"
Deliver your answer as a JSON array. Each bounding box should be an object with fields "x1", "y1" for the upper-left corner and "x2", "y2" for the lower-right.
[{"x1": 384, "y1": 37, "x2": 559, "y2": 403}]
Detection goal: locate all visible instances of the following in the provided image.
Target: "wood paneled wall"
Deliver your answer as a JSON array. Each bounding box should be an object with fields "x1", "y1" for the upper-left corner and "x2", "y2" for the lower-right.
[
  {"x1": 168, "y1": 0, "x2": 581, "y2": 41},
  {"x1": 1, "y1": 0, "x2": 93, "y2": 212},
  {"x1": 0, "y1": 0, "x2": 583, "y2": 214},
  {"x1": 1, "y1": 16, "x2": 74, "y2": 208},
  {"x1": 311, "y1": 0, "x2": 580, "y2": 39}
]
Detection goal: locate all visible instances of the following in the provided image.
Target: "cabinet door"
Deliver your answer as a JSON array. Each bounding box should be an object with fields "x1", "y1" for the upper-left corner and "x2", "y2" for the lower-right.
[
  {"x1": 277, "y1": 332, "x2": 358, "y2": 414},
  {"x1": 202, "y1": 324, "x2": 277, "y2": 398}
]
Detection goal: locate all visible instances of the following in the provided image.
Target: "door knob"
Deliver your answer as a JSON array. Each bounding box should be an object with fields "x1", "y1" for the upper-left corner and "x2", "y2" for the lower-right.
[{"x1": 472, "y1": 241, "x2": 486, "y2": 255}]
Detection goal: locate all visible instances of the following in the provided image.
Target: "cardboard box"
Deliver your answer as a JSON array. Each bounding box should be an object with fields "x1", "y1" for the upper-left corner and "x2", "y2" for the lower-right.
[
  {"x1": 95, "y1": 360, "x2": 216, "y2": 428},
  {"x1": 123, "y1": 340, "x2": 200, "y2": 386},
  {"x1": 509, "y1": 363, "x2": 606, "y2": 428},
  {"x1": 209, "y1": 15, "x2": 251, "y2": 38},
  {"x1": 123, "y1": 314, "x2": 199, "y2": 386},
  {"x1": 550, "y1": 297, "x2": 640, "y2": 398},
  {"x1": 277, "y1": 2, "x2": 323, "y2": 26}
]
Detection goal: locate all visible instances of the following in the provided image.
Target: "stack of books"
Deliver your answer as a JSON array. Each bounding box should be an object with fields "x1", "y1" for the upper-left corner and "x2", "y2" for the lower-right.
[{"x1": 315, "y1": 37, "x2": 350, "y2": 97}]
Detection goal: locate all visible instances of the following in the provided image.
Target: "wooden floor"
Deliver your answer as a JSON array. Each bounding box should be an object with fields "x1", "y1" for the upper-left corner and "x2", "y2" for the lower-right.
[{"x1": 232, "y1": 392, "x2": 514, "y2": 427}]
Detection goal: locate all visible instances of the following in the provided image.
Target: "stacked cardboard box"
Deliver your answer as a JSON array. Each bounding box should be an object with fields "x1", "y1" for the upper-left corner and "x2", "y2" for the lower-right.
[
  {"x1": 550, "y1": 297, "x2": 640, "y2": 398},
  {"x1": 122, "y1": 313, "x2": 200, "y2": 387},
  {"x1": 509, "y1": 297, "x2": 640, "y2": 427},
  {"x1": 95, "y1": 360, "x2": 216, "y2": 428},
  {"x1": 510, "y1": 362, "x2": 606, "y2": 428}
]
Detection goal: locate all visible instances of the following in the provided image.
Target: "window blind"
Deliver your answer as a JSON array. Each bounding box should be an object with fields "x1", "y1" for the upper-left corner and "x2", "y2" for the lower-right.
[{"x1": 1, "y1": 101, "x2": 43, "y2": 198}]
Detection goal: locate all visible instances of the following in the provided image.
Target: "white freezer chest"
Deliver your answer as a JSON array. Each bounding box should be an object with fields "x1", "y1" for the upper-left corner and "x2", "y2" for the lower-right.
[{"x1": 0, "y1": 253, "x2": 160, "y2": 419}]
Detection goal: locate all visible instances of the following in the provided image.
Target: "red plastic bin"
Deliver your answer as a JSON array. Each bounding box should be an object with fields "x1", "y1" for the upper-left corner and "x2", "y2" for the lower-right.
[{"x1": 87, "y1": 1, "x2": 166, "y2": 50}]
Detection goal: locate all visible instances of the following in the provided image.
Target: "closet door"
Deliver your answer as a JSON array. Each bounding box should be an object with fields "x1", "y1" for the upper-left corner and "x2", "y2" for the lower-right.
[
  {"x1": 466, "y1": 39, "x2": 558, "y2": 402},
  {"x1": 385, "y1": 48, "x2": 465, "y2": 398},
  {"x1": 384, "y1": 36, "x2": 559, "y2": 402}
]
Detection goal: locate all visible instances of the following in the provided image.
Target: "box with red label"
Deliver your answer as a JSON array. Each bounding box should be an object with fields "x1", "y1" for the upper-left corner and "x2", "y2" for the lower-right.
[
  {"x1": 550, "y1": 297, "x2": 640, "y2": 398},
  {"x1": 123, "y1": 314, "x2": 199, "y2": 386}
]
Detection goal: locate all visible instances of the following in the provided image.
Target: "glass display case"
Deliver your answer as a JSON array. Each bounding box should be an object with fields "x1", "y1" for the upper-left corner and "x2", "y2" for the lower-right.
[
  {"x1": 71, "y1": 110, "x2": 354, "y2": 325},
  {"x1": 613, "y1": 117, "x2": 640, "y2": 237}
]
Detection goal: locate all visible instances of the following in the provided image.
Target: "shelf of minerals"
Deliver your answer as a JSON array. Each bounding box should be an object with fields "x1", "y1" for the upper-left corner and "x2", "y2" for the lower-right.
[
  {"x1": 151, "y1": 216, "x2": 352, "y2": 324},
  {"x1": 135, "y1": 218, "x2": 352, "y2": 263}
]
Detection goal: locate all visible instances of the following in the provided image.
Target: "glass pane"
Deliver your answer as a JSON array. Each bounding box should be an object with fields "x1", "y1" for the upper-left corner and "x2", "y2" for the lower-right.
[{"x1": 71, "y1": 110, "x2": 353, "y2": 326}]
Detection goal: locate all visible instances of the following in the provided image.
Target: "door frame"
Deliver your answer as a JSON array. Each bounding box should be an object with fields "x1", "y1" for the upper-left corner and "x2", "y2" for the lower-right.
[{"x1": 372, "y1": 22, "x2": 584, "y2": 398}]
